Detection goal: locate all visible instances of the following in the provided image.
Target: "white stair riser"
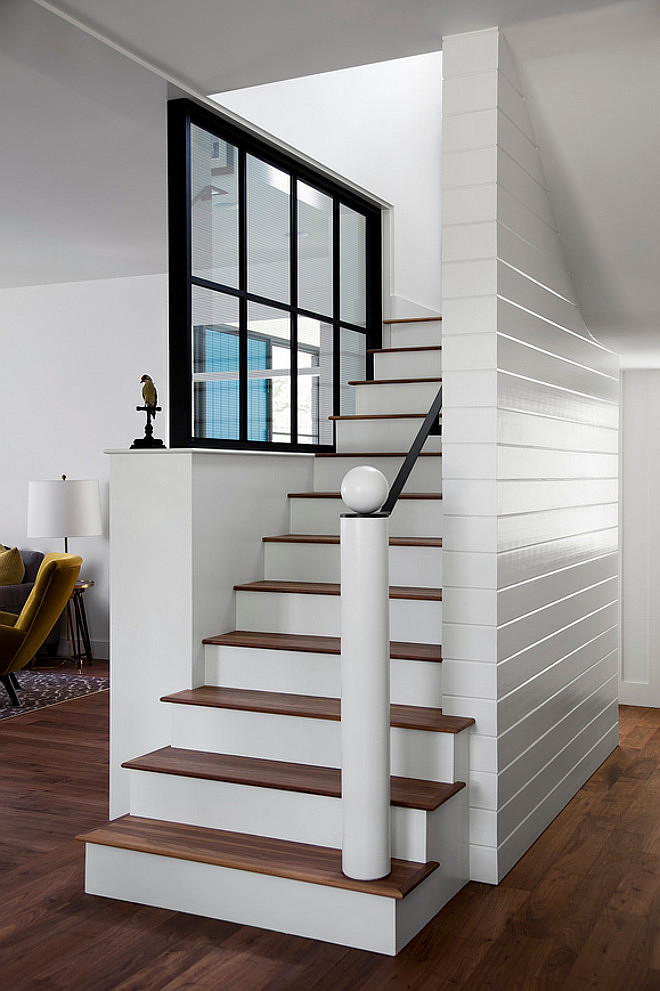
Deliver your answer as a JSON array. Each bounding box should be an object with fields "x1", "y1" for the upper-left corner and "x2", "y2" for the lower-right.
[
  {"x1": 128, "y1": 770, "x2": 435, "y2": 862},
  {"x1": 84, "y1": 844, "x2": 463, "y2": 955},
  {"x1": 235, "y1": 590, "x2": 442, "y2": 642},
  {"x1": 389, "y1": 322, "x2": 442, "y2": 348},
  {"x1": 335, "y1": 417, "x2": 442, "y2": 453},
  {"x1": 204, "y1": 645, "x2": 444, "y2": 708},
  {"x1": 264, "y1": 541, "x2": 442, "y2": 586},
  {"x1": 168, "y1": 705, "x2": 460, "y2": 782},
  {"x1": 289, "y1": 498, "x2": 443, "y2": 537},
  {"x1": 354, "y1": 380, "x2": 442, "y2": 416},
  {"x1": 373, "y1": 350, "x2": 442, "y2": 380},
  {"x1": 313, "y1": 455, "x2": 442, "y2": 492}
]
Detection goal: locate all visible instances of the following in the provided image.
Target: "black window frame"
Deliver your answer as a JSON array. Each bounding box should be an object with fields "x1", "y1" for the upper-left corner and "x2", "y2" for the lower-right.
[{"x1": 168, "y1": 98, "x2": 382, "y2": 452}]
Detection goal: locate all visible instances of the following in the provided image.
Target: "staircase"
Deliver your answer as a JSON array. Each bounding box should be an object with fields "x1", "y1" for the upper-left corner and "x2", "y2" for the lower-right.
[{"x1": 79, "y1": 315, "x2": 475, "y2": 956}]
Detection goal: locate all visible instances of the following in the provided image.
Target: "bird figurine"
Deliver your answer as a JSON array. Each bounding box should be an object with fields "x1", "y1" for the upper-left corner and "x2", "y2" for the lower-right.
[{"x1": 140, "y1": 374, "x2": 158, "y2": 417}]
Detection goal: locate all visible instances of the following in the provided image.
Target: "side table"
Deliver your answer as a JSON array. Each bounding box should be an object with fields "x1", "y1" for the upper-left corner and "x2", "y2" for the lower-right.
[{"x1": 66, "y1": 579, "x2": 95, "y2": 673}]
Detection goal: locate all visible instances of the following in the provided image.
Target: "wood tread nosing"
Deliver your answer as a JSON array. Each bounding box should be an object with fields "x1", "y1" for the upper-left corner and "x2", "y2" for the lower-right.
[
  {"x1": 347, "y1": 377, "x2": 442, "y2": 386},
  {"x1": 329, "y1": 412, "x2": 441, "y2": 421},
  {"x1": 367, "y1": 346, "x2": 442, "y2": 355},
  {"x1": 233, "y1": 580, "x2": 442, "y2": 601},
  {"x1": 287, "y1": 491, "x2": 441, "y2": 500},
  {"x1": 122, "y1": 747, "x2": 465, "y2": 812},
  {"x1": 202, "y1": 629, "x2": 442, "y2": 662},
  {"x1": 77, "y1": 815, "x2": 438, "y2": 899},
  {"x1": 314, "y1": 450, "x2": 442, "y2": 458},
  {"x1": 262, "y1": 534, "x2": 443, "y2": 547},
  {"x1": 160, "y1": 686, "x2": 475, "y2": 734},
  {"x1": 383, "y1": 316, "x2": 442, "y2": 324}
]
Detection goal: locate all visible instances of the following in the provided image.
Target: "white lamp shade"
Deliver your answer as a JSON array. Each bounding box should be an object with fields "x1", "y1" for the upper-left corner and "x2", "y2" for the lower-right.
[{"x1": 27, "y1": 479, "x2": 103, "y2": 539}]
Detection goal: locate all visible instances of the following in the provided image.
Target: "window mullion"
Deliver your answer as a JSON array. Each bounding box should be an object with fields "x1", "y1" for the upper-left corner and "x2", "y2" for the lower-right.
[
  {"x1": 239, "y1": 147, "x2": 248, "y2": 442},
  {"x1": 332, "y1": 199, "x2": 341, "y2": 421},
  {"x1": 290, "y1": 174, "x2": 298, "y2": 445}
]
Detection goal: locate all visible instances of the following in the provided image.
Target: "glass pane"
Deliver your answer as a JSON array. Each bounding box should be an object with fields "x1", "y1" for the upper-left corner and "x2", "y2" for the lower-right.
[
  {"x1": 298, "y1": 317, "x2": 333, "y2": 445},
  {"x1": 297, "y1": 181, "x2": 333, "y2": 318},
  {"x1": 191, "y1": 125, "x2": 239, "y2": 288},
  {"x1": 191, "y1": 286, "x2": 240, "y2": 440},
  {"x1": 247, "y1": 155, "x2": 290, "y2": 305},
  {"x1": 247, "y1": 303, "x2": 291, "y2": 444},
  {"x1": 340, "y1": 205, "x2": 366, "y2": 327},
  {"x1": 339, "y1": 327, "x2": 366, "y2": 416}
]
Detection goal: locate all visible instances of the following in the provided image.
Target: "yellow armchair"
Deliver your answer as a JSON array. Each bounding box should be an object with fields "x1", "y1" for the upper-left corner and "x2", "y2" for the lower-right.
[{"x1": 0, "y1": 552, "x2": 82, "y2": 705}]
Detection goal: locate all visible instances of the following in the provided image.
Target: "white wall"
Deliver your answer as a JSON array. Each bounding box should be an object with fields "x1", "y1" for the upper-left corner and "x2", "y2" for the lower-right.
[
  {"x1": 620, "y1": 370, "x2": 660, "y2": 706},
  {"x1": 0, "y1": 274, "x2": 168, "y2": 656},
  {"x1": 440, "y1": 27, "x2": 619, "y2": 883},
  {"x1": 213, "y1": 52, "x2": 443, "y2": 316},
  {"x1": 0, "y1": 5, "x2": 169, "y2": 656}
]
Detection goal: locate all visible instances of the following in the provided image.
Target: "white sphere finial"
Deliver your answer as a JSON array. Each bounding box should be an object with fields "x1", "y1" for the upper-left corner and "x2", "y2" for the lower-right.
[{"x1": 341, "y1": 466, "x2": 389, "y2": 515}]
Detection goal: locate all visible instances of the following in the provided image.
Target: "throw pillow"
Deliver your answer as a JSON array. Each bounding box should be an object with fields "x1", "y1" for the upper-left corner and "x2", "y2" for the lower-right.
[{"x1": 0, "y1": 547, "x2": 25, "y2": 586}]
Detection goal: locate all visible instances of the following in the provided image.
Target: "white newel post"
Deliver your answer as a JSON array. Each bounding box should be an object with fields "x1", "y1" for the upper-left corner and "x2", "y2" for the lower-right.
[{"x1": 340, "y1": 467, "x2": 391, "y2": 880}]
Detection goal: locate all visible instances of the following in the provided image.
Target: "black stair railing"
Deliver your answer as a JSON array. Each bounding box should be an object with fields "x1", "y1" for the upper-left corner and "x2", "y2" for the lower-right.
[{"x1": 380, "y1": 384, "x2": 442, "y2": 516}]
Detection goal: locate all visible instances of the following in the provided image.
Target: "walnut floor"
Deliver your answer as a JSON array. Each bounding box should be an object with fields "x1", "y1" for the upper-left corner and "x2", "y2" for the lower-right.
[{"x1": 0, "y1": 694, "x2": 658, "y2": 990}]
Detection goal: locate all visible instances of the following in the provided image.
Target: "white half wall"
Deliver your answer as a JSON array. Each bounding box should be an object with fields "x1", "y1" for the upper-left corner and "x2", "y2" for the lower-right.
[
  {"x1": 108, "y1": 449, "x2": 313, "y2": 816},
  {"x1": 441, "y1": 27, "x2": 620, "y2": 884},
  {"x1": 212, "y1": 52, "x2": 443, "y2": 316}
]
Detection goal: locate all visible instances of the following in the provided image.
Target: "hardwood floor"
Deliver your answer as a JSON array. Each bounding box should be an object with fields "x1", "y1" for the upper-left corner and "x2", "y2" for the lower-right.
[{"x1": 1, "y1": 697, "x2": 659, "y2": 989}]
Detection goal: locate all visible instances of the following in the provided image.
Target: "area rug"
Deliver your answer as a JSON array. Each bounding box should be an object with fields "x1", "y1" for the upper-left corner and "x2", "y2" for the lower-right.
[{"x1": 0, "y1": 670, "x2": 109, "y2": 721}]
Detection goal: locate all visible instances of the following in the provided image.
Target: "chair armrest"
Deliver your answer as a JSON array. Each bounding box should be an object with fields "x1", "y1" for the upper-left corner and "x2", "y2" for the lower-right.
[{"x1": 0, "y1": 611, "x2": 18, "y2": 627}]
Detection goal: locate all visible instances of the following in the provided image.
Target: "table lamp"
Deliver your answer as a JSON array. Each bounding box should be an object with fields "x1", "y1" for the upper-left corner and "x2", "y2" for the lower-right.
[{"x1": 27, "y1": 475, "x2": 103, "y2": 551}]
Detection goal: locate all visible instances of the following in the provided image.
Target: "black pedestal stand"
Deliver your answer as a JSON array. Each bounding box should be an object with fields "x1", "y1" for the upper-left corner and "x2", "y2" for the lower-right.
[{"x1": 131, "y1": 405, "x2": 166, "y2": 449}]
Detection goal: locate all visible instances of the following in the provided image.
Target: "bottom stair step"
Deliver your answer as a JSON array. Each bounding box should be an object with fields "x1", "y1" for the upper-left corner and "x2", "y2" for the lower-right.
[
  {"x1": 79, "y1": 814, "x2": 467, "y2": 954},
  {"x1": 78, "y1": 815, "x2": 437, "y2": 899}
]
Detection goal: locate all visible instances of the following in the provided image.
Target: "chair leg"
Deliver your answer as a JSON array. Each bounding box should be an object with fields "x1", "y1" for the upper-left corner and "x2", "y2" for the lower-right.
[
  {"x1": 9, "y1": 672, "x2": 21, "y2": 690},
  {"x1": 1, "y1": 675, "x2": 20, "y2": 706}
]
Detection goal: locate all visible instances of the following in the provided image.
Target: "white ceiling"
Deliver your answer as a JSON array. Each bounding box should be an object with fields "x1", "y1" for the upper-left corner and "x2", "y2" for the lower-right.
[
  {"x1": 506, "y1": 1, "x2": 660, "y2": 365},
  {"x1": 0, "y1": 0, "x2": 168, "y2": 288},
  {"x1": 30, "y1": 0, "x2": 621, "y2": 93},
  {"x1": 3, "y1": 0, "x2": 660, "y2": 363}
]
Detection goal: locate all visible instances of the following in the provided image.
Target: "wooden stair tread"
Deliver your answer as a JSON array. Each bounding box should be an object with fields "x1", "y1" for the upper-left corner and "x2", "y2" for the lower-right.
[
  {"x1": 202, "y1": 629, "x2": 442, "y2": 662},
  {"x1": 315, "y1": 450, "x2": 442, "y2": 458},
  {"x1": 383, "y1": 316, "x2": 442, "y2": 324},
  {"x1": 161, "y1": 686, "x2": 475, "y2": 734},
  {"x1": 287, "y1": 490, "x2": 441, "y2": 499},
  {"x1": 233, "y1": 580, "x2": 442, "y2": 601},
  {"x1": 262, "y1": 534, "x2": 443, "y2": 547},
  {"x1": 122, "y1": 747, "x2": 464, "y2": 811},
  {"x1": 368, "y1": 345, "x2": 442, "y2": 355},
  {"x1": 347, "y1": 377, "x2": 442, "y2": 386},
  {"x1": 77, "y1": 815, "x2": 437, "y2": 899},
  {"x1": 329, "y1": 412, "x2": 440, "y2": 421}
]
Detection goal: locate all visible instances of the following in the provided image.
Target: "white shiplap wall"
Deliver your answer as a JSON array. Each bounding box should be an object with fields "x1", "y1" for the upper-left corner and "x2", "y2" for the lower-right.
[{"x1": 441, "y1": 27, "x2": 620, "y2": 883}]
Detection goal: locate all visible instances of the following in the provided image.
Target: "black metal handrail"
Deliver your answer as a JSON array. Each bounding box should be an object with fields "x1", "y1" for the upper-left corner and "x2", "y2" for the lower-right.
[{"x1": 381, "y1": 384, "x2": 442, "y2": 516}]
